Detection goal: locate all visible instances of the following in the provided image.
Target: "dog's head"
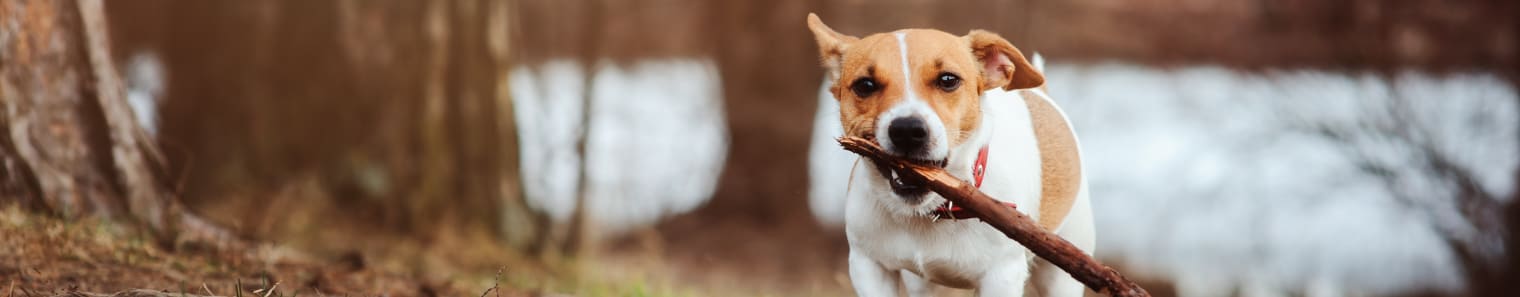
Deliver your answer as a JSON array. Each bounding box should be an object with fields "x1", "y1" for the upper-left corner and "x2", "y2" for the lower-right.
[{"x1": 808, "y1": 13, "x2": 1043, "y2": 205}]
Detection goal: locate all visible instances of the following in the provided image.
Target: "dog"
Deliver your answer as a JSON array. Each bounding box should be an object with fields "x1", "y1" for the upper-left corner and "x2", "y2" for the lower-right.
[{"x1": 806, "y1": 14, "x2": 1095, "y2": 297}]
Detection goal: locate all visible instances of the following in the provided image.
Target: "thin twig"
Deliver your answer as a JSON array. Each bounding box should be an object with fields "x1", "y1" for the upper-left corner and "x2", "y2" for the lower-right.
[
  {"x1": 260, "y1": 282, "x2": 279, "y2": 297},
  {"x1": 479, "y1": 267, "x2": 502, "y2": 297}
]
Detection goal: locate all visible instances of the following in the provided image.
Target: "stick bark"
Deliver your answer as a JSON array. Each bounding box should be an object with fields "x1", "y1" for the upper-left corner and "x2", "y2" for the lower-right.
[{"x1": 838, "y1": 136, "x2": 1149, "y2": 297}]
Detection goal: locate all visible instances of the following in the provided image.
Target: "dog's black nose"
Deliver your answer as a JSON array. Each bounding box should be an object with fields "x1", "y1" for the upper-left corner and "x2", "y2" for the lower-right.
[{"x1": 888, "y1": 117, "x2": 930, "y2": 153}]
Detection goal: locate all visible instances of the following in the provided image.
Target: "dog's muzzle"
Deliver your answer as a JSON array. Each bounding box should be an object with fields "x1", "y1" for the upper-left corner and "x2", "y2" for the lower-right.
[
  {"x1": 888, "y1": 117, "x2": 931, "y2": 154},
  {"x1": 878, "y1": 117, "x2": 948, "y2": 198}
]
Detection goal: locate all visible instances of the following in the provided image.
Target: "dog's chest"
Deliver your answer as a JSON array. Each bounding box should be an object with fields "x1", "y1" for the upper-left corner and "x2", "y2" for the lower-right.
[{"x1": 849, "y1": 215, "x2": 1027, "y2": 288}]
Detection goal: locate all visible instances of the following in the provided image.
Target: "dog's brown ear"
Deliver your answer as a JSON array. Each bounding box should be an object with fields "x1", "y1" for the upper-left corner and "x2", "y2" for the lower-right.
[
  {"x1": 807, "y1": 13, "x2": 858, "y2": 80},
  {"x1": 965, "y1": 30, "x2": 1043, "y2": 91}
]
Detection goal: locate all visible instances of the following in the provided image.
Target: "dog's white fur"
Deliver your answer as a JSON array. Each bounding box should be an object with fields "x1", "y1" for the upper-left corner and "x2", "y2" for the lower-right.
[{"x1": 840, "y1": 48, "x2": 1096, "y2": 296}]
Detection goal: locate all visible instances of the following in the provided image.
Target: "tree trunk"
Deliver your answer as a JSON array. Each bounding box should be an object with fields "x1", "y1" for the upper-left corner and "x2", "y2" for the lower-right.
[
  {"x1": 560, "y1": 0, "x2": 607, "y2": 258},
  {"x1": 0, "y1": 0, "x2": 234, "y2": 248}
]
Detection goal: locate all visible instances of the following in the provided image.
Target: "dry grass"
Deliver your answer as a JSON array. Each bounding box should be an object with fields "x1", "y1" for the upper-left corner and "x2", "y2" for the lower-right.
[
  {"x1": 0, "y1": 205, "x2": 710, "y2": 297},
  {"x1": 0, "y1": 205, "x2": 501, "y2": 296}
]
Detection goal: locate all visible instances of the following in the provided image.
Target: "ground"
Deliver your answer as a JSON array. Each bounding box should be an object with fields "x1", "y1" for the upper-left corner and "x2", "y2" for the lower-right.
[{"x1": 0, "y1": 206, "x2": 530, "y2": 297}]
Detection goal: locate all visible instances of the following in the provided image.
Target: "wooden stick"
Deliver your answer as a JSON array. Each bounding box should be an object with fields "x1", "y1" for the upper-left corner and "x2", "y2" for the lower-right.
[{"x1": 838, "y1": 137, "x2": 1150, "y2": 297}]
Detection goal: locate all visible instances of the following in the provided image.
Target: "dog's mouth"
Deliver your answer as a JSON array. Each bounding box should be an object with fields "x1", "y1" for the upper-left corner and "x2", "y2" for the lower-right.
[{"x1": 873, "y1": 156, "x2": 949, "y2": 198}]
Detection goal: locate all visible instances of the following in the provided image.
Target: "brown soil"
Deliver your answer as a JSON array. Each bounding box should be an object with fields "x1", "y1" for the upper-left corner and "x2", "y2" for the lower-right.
[{"x1": 0, "y1": 206, "x2": 523, "y2": 297}]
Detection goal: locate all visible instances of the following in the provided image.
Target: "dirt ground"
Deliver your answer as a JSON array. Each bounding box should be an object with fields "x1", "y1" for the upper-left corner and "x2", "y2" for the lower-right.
[{"x1": 0, "y1": 206, "x2": 529, "y2": 297}]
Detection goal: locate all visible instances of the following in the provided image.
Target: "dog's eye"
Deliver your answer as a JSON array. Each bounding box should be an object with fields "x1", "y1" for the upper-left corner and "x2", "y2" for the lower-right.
[
  {"x1": 850, "y1": 77, "x2": 880, "y2": 98},
  {"x1": 935, "y1": 73, "x2": 961, "y2": 92}
]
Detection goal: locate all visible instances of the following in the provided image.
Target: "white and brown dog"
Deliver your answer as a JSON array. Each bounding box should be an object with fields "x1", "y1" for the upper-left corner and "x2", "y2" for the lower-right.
[{"x1": 806, "y1": 14, "x2": 1094, "y2": 297}]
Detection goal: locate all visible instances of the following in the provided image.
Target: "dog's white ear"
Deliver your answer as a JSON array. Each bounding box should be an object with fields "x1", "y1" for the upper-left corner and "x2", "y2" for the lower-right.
[
  {"x1": 965, "y1": 30, "x2": 1043, "y2": 91},
  {"x1": 807, "y1": 13, "x2": 858, "y2": 81}
]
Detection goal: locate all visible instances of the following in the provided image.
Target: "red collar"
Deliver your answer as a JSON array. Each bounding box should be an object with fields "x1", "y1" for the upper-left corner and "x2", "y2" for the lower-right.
[
  {"x1": 933, "y1": 143, "x2": 1016, "y2": 220},
  {"x1": 973, "y1": 143, "x2": 990, "y2": 187}
]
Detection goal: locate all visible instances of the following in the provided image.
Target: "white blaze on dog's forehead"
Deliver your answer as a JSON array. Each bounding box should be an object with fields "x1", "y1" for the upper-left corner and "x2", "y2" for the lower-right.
[
  {"x1": 873, "y1": 31, "x2": 950, "y2": 160},
  {"x1": 894, "y1": 31, "x2": 917, "y2": 102}
]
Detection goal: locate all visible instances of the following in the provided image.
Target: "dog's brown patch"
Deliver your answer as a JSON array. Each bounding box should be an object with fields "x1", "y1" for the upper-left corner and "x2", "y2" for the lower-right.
[{"x1": 1023, "y1": 92, "x2": 1082, "y2": 231}]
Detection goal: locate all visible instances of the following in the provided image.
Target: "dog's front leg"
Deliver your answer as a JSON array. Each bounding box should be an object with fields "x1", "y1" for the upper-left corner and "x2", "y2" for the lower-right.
[
  {"x1": 849, "y1": 250, "x2": 900, "y2": 297},
  {"x1": 900, "y1": 270, "x2": 938, "y2": 297},
  {"x1": 977, "y1": 257, "x2": 1031, "y2": 297}
]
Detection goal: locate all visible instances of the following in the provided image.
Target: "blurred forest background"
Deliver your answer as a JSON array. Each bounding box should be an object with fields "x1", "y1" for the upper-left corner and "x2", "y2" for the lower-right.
[{"x1": 2, "y1": 0, "x2": 1517, "y2": 296}]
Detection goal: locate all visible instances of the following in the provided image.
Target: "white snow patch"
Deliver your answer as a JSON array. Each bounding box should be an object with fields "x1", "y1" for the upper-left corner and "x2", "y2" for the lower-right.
[
  {"x1": 124, "y1": 52, "x2": 166, "y2": 136},
  {"x1": 511, "y1": 58, "x2": 728, "y2": 235}
]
